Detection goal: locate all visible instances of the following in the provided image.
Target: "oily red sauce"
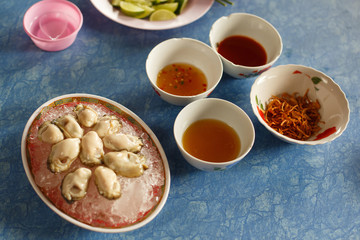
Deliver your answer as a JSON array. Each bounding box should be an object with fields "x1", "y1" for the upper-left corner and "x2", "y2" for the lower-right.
[
  {"x1": 156, "y1": 63, "x2": 208, "y2": 96},
  {"x1": 217, "y1": 35, "x2": 267, "y2": 67},
  {"x1": 182, "y1": 119, "x2": 241, "y2": 163}
]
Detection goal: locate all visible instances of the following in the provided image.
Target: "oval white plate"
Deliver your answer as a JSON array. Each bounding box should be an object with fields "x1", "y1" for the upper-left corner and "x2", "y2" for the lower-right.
[
  {"x1": 21, "y1": 94, "x2": 171, "y2": 233},
  {"x1": 90, "y1": 0, "x2": 214, "y2": 30}
]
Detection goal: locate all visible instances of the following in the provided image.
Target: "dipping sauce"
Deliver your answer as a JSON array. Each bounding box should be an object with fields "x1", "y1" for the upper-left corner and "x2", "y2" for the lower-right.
[
  {"x1": 156, "y1": 63, "x2": 208, "y2": 96},
  {"x1": 217, "y1": 35, "x2": 267, "y2": 67},
  {"x1": 182, "y1": 119, "x2": 241, "y2": 163}
]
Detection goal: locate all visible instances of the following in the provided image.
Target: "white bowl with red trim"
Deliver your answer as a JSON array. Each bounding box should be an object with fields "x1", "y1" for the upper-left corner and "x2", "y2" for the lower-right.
[
  {"x1": 250, "y1": 64, "x2": 350, "y2": 145},
  {"x1": 146, "y1": 38, "x2": 223, "y2": 106},
  {"x1": 209, "y1": 13, "x2": 282, "y2": 79}
]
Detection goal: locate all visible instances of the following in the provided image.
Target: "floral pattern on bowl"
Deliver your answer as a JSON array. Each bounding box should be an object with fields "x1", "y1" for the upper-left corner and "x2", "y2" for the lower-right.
[{"x1": 238, "y1": 65, "x2": 272, "y2": 78}]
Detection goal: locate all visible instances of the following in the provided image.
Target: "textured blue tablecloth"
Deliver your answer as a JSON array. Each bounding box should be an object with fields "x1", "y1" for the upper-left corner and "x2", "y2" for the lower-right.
[{"x1": 1, "y1": 0, "x2": 360, "y2": 239}]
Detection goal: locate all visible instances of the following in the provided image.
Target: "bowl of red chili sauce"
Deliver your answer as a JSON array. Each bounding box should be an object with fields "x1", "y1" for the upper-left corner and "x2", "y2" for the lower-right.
[
  {"x1": 209, "y1": 13, "x2": 282, "y2": 79},
  {"x1": 250, "y1": 65, "x2": 350, "y2": 145}
]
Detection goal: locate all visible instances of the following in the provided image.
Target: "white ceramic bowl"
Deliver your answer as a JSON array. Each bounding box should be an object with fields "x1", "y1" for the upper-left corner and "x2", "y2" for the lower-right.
[
  {"x1": 250, "y1": 65, "x2": 350, "y2": 145},
  {"x1": 146, "y1": 38, "x2": 223, "y2": 106},
  {"x1": 23, "y1": 0, "x2": 83, "y2": 51},
  {"x1": 209, "y1": 13, "x2": 282, "y2": 79},
  {"x1": 21, "y1": 94, "x2": 170, "y2": 233},
  {"x1": 173, "y1": 98, "x2": 255, "y2": 171}
]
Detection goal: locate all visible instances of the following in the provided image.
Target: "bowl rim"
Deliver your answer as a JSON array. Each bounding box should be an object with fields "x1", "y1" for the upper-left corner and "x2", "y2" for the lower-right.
[
  {"x1": 146, "y1": 37, "x2": 223, "y2": 99},
  {"x1": 173, "y1": 97, "x2": 255, "y2": 166},
  {"x1": 209, "y1": 12, "x2": 283, "y2": 70},
  {"x1": 23, "y1": 0, "x2": 83, "y2": 42},
  {"x1": 250, "y1": 64, "x2": 350, "y2": 145},
  {"x1": 21, "y1": 93, "x2": 171, "y2": 233}
]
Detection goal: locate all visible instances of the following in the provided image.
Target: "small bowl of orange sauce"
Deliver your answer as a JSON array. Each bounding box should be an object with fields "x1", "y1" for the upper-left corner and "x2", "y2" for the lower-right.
[
  {"x1": 146, "y1": 38, "x2": 223, "y2": 106},
  {"x1": 209, "y1": 13, "x2": 282, "y2": 79},
  {"x1": 173, "y1": 98, "x2": 255, "y2": 171}
]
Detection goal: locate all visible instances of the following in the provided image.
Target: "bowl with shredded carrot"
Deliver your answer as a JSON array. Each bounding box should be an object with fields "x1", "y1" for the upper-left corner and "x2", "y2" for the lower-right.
[{"x1": 250, "y1": 64, "x2": 350, "y2": 145}]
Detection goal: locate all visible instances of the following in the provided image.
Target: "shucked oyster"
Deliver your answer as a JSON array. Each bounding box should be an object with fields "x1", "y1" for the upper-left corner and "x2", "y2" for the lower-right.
[
  {"x1": 93, "y1": 115, "x2": 121, "y2": 138},
  {"x1": 74, "y1": 104, "x2": 98, "y2": 128},
  {"x1": 103, "y1": 133, "x2": 143, "y2": 153},
  {"x1": 61, "y1": 167, "x2": 92, "y2": 201},
  {"x1": 80, "y1": 131, "x2": 104, "y2": 166},
  {"x1": 104, "y1": 151, "x2": 148, "y2": 178},
  {"x1": 38, "y1": 121, "x2": 64, "y2": 144},
  {"x1": 94, "y1": 166, "x2": 121, "y2": 199},
  {"x1": 48, "y1": 138, "x2": 81, "y2": 173},
  {"x1": 53, "y1": 114, "x2": 83, "y2": 139}
]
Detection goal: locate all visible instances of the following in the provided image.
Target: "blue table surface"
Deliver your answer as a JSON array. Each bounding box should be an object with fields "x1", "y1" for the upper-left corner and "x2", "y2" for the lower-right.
[{"x1": 1, "y1": 0, "x2": 360, "y2": 239}]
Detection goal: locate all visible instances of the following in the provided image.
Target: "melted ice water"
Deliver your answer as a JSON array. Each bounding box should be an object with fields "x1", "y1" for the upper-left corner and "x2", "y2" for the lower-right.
[{"x1": 31, "y1": 12, "x2": 75, "y2": 40}]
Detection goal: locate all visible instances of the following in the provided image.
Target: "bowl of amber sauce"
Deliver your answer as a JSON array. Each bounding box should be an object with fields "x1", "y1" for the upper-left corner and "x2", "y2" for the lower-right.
[
  {"x1": 250, "y1": 65, "x2": 350, "y2": 145},
  {"x1": 146, "y1": 38, "x2": 223, "y2": 106},
  {"x1": 209, "y1": 13, "x2": 282, "y2": 79},
  {"x1": 173, "y1": 98, "x2": 255, "y2": 171}
]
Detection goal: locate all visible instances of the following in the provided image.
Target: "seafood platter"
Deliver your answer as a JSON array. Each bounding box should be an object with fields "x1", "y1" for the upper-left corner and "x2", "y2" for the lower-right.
[{"x1": 22, "y1": 94, "x2": 170, "y2": 232}]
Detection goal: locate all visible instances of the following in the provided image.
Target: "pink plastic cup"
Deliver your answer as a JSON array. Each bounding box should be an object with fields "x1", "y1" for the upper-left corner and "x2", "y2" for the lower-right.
[{"x1": 23, "y1": 0, "x2": 83, "y2": 51}]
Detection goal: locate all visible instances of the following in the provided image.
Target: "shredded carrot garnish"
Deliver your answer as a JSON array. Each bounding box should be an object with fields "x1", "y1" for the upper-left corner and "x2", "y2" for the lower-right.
[{"x1": 264, "y1": 89, "x2": 323, "y2": 140}]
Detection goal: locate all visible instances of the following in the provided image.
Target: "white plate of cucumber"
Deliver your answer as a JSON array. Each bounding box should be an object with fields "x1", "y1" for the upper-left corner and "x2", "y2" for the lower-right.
[{"x1": 90, "y1": 0, "x2": 214, "y2": 30}]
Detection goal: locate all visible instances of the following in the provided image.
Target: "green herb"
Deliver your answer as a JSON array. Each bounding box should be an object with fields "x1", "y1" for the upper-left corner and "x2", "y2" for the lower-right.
[
  {"x1": 311, "y1": 76, "x2": 322, "y2": 84},
  {"x1": 215, "y1": 0, "x2": 234, "y2": 6}
]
